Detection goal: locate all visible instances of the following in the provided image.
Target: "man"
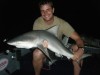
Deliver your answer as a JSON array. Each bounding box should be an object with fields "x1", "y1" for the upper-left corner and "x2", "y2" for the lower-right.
[{"x1": 32, "y1": 0, "x2": 84, "y2": 75}]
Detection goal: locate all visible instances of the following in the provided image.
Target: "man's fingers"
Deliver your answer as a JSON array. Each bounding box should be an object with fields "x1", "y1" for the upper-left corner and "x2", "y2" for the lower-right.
[
  {"x1": 42, "y1": 40, "x2": 48, "y2": 48},
  {"x1": 72, "y1": 48, "x2": 84, "y2": 61}
]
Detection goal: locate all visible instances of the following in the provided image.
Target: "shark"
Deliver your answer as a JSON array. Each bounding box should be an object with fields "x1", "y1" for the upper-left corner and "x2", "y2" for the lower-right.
[{"x1": 7, "y1": 26, "x2": 91, "y2": 65}]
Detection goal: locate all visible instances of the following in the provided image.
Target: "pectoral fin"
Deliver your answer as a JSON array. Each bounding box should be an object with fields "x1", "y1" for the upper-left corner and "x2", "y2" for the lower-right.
[{"x1": 37, "y1": 44, "x2": 52, "y2": 61}]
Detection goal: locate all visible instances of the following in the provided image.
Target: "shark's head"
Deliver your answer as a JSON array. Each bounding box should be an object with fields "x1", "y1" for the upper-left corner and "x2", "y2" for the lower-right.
[
  {"x1": 7, "y1": 41, "x2": 35, "y2": 49},
  {"x1": 7, "y1": 25, "x2": 59, "y2": 49}
]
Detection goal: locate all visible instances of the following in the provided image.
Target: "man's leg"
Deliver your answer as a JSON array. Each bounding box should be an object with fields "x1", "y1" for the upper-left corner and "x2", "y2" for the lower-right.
[
  {"x1": 71, "y1": 45, "x2": 83, "y2": 75},
  {"x1": 32, "y1": 49, "x2": 46, "y2": 75},
  {"x1": 32, "y1": 40, "x2": 48, "y2": 75},
  {"x1": 73, "y1": 60, "x2": 83, "y2": 75}
]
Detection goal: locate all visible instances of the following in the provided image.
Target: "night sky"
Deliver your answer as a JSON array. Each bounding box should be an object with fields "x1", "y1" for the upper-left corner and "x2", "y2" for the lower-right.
[{"x1": 1, "y1": 0, "x2": 100, "y2": 40}]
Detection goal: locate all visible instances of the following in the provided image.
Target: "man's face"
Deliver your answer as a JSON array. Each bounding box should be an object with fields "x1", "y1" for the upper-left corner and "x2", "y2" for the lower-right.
[{"x1": 40, "y1": 4, "x2": 54, "y2": 21}]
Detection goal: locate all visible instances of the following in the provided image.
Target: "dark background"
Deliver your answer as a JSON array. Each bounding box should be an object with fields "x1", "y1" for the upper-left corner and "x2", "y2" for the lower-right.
[
  {"x1": 1, "y1": 0, "x2": 100, "y2": 75},
  {"x1": 1, "y1": 0, "x2": 100, "y2": 40}
]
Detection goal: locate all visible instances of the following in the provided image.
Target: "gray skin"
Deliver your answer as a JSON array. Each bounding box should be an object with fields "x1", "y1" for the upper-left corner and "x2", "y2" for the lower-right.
[
  {"x1": 7, "y1": 30, "x2": 73, "y2": 58},
  {"x1": 7, "y1": 26, "x2": 91, "y2": 64}
]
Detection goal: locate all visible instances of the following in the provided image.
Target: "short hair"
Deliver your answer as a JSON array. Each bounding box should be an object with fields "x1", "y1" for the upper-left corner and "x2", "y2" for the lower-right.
[{"x1": 38, "y1": 0, "x2": 54, "y2": 8}]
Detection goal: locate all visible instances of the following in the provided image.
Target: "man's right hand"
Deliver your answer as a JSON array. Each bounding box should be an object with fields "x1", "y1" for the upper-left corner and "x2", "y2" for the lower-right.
[{"x1": 71, "y1": 45, "x2": 84, "y2": 61}]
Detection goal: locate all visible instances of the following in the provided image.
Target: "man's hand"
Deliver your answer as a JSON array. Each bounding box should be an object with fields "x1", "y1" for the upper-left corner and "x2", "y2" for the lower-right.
[
  {"x1": 71, "y1": 45, "x2": 84, "y2": 61},
  {"x1": 42, "y1": 40, "x2": 48, "y2": 48}
]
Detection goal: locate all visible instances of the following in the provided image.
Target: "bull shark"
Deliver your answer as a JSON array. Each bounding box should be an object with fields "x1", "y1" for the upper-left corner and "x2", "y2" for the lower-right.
[{"x1": 7, "y1": 26, "x2": 91, "y2": 65}]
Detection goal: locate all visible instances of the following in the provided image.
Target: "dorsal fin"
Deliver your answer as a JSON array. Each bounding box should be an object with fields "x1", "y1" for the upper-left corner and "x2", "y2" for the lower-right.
[{"x1": 46, "y1": 25, "x2": 59, "y2": 37}]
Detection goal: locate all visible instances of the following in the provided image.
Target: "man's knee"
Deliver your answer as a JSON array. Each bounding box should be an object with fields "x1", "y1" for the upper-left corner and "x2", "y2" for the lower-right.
[
  {"x1": 33, "y1": 49, "x2": 45, "y2": 60},
  {"x1": 33, "y1": 49, "x2": 42, "y2": 55}
]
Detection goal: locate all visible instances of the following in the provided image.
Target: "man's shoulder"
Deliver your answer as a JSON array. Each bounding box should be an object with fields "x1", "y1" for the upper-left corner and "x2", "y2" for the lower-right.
[
  {"x1": 34, "y1": 16, "x2": 42, "y2": 22},
  {"x1": 54, "y1": 16, "x2": 68, "y2": 24}
]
